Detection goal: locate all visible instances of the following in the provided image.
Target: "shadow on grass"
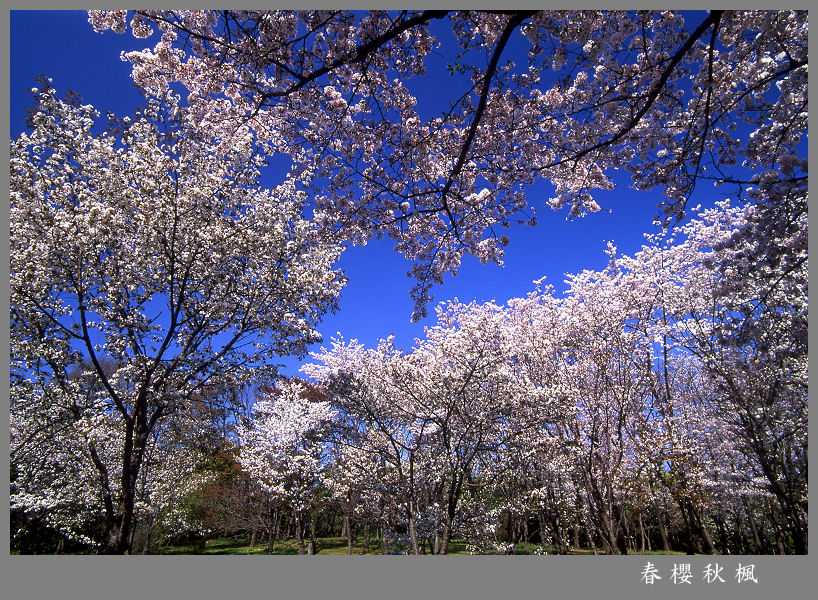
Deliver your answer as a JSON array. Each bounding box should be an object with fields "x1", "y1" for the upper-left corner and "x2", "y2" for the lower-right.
[{"x1": 157, "y1": 536, "x2": 690, "y2": 556}]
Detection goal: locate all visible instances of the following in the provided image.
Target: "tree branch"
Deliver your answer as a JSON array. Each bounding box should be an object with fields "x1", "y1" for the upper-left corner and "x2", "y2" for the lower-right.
[
  {"x1": 260, "y1": 10, "x2": 451, "y2": 100},
  {"x1": 438, "y1": 11, "x2": 537, "y2": 239},
  {"x1": 546, "y1": 10, "x2": 724, "y2": 170}
]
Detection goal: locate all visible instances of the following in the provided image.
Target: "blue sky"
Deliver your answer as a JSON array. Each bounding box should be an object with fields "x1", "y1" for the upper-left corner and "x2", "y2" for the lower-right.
[{"x1": 10, "y1": 10, "x2": 688, "y2": 378}]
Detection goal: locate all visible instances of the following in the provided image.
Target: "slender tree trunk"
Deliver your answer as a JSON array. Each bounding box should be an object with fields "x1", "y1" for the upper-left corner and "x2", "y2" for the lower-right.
[
  {"x1": 638, "y1": 513, "x2": 646, "y2": 553},
  {"x1": 309, "y1": 511, "x2": 317, "y2": 555},
  {"x1": 589, "y1": 530, "x2": 599, "y2": 555},
  {"x1": 645, "y1": 520, "x2": 652, "y2": 552},
  {"x1": 440, "y1": 517, "x2": 453, "y2": 555},
  {"x1": 363, "y1": 519, "x2": 371, "y2": 554},
  {"x1": 129, "y1": 518, "x2": 138, "y2": 552},
  {"x1": 713, "y1": 514, "x2": 729, "y2": 555},
  {"x1": 620, "y1": 509, "x2": 634, "y2": 554},
  {"x1": 107, "y1": 410, "x2": 152, "y2": 554},
  {"x1": 537, "y1": 513, "x2": 548, "y2": 549},
  {"x1": 743, "y1": 496, "x2": 765, "y2": 554},
  {"x1": 439, "y1": 473, "x2": 463, "y2": 555},
  {"x1": 678, "y1": 500, "x2": 698, "y2": 554},
  {"x1": 344, "y1": 511, "x2": 353, "y2": 555},
  {"x1": 658, "y1": 511, "x2": 671, "y2": 552},
  {"x1": 767, "y1": 500, "x2": 790, "y2": 554},
  {"x1": 549, "y1": 515, "x2": 568, "y2": 555},
  {"x1": 408, "y1": 511, "x2": 420, "y2": 555},
  {"x1": 690, "y1": 503, "x2": 716, "y2": 555},
  {"x1": 141, "y1": 515, "x2": 156, "y2": 554},
  {"x1": 732, "y1": 509, "x2": 748, "y2": 554},
  {"x1": 295, "y1": 511, "x2": 305, "y2": 555}
]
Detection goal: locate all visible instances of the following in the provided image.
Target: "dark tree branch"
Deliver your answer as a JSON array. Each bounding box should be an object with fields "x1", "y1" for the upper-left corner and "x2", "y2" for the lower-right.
[
  {"x1": 259, "y1": 10, "x2": 451, "y2": 100},
  {"x1": 546, "y1": 10, "x2": 724, "y2": 170},
  {"x1": 437, "y1": 11, "x2": 538, "y2": 240}
]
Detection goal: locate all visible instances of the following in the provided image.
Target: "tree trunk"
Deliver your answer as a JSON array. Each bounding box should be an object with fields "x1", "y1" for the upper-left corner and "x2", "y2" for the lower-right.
[
  {"x1": 295, "y1": 511, "x2": 305, "y2": 555},
  {"x1": 439, "y1": 518, "x2": 453, "y2": 555},
  {"x1": 363, "y1": 519, "x2": 371, "y2": 554},
  {"x1": 548, "y1": 514, "x2": 568, "y2": 555},
  {"x1": 309, "y1": 511, "x2": 318, "y2": 555},
  {"x1": 658, "y1": 511, "x2": 671, "y2": 552},
  {"x1": 713, "y1": 514, "x2": 729, "y2": 554},
  {"x1": 537, "y1": 513, "x2": 548, "y2": 549},
  {"x1": 689, "y1": 503, "x2": 716, "y2": 555},
  {"x1": 637, "y1": 512, "x2": 645, "y2": 553},
  {"x1": 439, "y1": 472, "x2": 464, "y2": 555},
  {"x1": 731, "y1": 509, "x2": 748, "y2": 554},
  {"x1": 407, "y1": 511, "x2": 420, "y2": 555},
  {"x1": 344, "y1": 511, "x2": 353, "y2": 555},
  {"x1": 743, "y1": 496, "x2": 765, "y2": 554},
  {"x1": 105, "y1": 413, "x2": 153, "y2": 554},
  {"x1": 141, "y1": 515, "x2": 156, "y2": 554},
  {"x1": 767, "y1": 500, "x2": 790, "y2": 555}
]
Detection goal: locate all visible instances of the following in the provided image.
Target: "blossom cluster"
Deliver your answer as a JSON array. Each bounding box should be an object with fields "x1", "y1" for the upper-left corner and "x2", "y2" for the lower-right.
[
  {"x1": 89, "y1": 10, "x2": 807, "y2": 318},
  {"x1": 297, "y1": 199, "x2": 806, "y2": 553}
]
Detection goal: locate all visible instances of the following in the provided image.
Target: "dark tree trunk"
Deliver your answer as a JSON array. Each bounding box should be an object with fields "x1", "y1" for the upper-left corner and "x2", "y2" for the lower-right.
[
  {"x1": 767, "y1": 500, "x2": 790, "y2": 554},
  {"x1": 439, "y1": 473, "x2": 463, "y2": 555},
  {"x1": 309, "y1": 511, "x2": 318, "y2": 555},
  {"x1": 713, "y1": 513, "x2": 730, "y2": 554},
  {"x1": 344, "y1": 511, "x2": 353, "y2": 555},
  {"x1": 637, "y1": 513, "x2": 646, "y2": 553},
  {"x1": 658, "y1": 511, "x2": 671, "y2": 552},
  {"x1": 743, "y1": 497, "x2": 765, "y2": 554},
  {"x1": 689, "y1": 503, "x2": 717, "y2": 555},
  {"x1": 295, "y1": 511, "x2": 306, "y2": 555}
]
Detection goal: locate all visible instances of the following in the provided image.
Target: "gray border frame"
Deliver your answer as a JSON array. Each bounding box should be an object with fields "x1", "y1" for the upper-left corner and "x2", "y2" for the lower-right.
[{"x1": 3, "y1": 1, "x2": 813, "y2": 599}]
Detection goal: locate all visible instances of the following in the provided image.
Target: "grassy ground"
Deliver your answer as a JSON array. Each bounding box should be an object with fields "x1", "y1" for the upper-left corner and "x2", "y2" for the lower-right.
[
  {"x1": 156, "y1": 535, "x2": 689, "y2": 556},
  {"x1": 160, "y1": 536, "x2": 381, "y2": 555},
  {"x1": 159, "y1": 535, "x2": 467, "y2": 555}
]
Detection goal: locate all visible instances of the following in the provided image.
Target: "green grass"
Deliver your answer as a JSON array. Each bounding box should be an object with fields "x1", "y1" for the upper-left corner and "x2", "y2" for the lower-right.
[
  {"x1": 159, "y1": 534, "x2": 464, "y2": 555},
  {"x1": 156, "y1": 535, "x2": 691, "y2": 556},
  {"x1": 159, "y1": 535, "x2": 384, "y2": 555}
]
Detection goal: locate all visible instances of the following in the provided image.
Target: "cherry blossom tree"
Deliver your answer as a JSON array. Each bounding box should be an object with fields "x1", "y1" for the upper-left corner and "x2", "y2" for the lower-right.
[
  {"x1": 305, "y1": 300, "x2": 571, "y2": 553},
  {"x1": 11, "y1": 388, "x2": 213, "y2": 552},
  {"x1": 572, "y1": 200, "x2": 808, "y2": 553},
  {"x1": 665, "y1": 205, "x2": 808, "y2": 553},
  {"x1": 303, "y1": 336, "x2": 430, "y2": 554},
  {"x1": 19, "y1": 10, "x2": 805, "y2": 553},
  {"x1": 299, "y1": 197, "x2": 806, "y2": 554},
  {"x1": 9, "y1": 82, "x2": 345, "y2": 553},
  {"x1": 90, "y1": 10, "x2": 807, "y2": 318},
  {"x1": 237, "y1": 379, "x2": 337, "y2": 554}
]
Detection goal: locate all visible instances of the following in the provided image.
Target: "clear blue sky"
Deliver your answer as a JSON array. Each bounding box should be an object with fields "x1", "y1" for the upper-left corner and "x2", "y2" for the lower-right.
[{"x1": 10, "y1": 10, "x2": 694, "y2": 378}]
